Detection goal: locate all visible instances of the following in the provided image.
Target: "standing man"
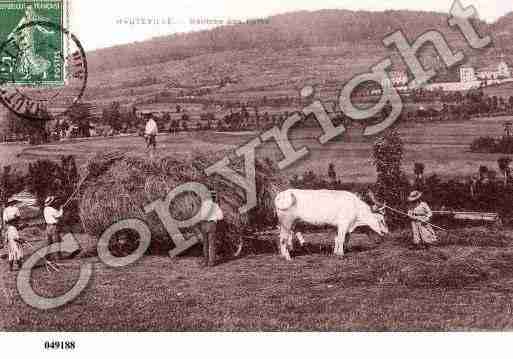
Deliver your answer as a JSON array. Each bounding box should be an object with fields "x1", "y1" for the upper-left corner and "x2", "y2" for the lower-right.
[
  {"x1": 198, "y1": 191, "x2": 224, "y2": 267},
  {"x1": 43, "y1": 196, "x2": 63, "y2": 260},
  {"x1": 144, "y1": 113, "x2": 158, "y2": 157}
]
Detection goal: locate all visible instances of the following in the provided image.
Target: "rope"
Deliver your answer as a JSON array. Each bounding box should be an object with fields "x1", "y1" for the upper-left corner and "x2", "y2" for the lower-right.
[{"x1": 382, "y1": 204, "x2": 449, "y2": 232}]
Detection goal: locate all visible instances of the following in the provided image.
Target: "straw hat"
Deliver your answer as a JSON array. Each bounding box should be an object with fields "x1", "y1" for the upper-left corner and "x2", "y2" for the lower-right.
[
  {"x1": 407, "y1": 191, "x2": 422, "y2": 202},
  {"x1": 44, "y1": 196, "x2": 55, "y2": 206}
]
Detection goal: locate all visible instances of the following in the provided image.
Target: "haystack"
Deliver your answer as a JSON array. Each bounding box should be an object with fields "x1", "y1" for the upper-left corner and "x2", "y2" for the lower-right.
[{"x1": 78, "y1": 150, "x2": 286, "y2": 255}]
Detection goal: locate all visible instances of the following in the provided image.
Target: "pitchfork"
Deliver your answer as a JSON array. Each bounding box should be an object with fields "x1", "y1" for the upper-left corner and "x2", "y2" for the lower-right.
[{"x1": 22, "y1": 241, "x2": 60, "y2": 272}]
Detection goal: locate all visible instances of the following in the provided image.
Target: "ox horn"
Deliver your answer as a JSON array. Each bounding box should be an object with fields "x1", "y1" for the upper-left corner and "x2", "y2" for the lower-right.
[{"x1": 367, "y1": 189, "x2": 379, "y2": 204}]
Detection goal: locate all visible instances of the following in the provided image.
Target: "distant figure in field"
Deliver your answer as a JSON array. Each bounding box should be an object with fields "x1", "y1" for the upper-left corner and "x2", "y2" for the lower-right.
[
  {"x1": 407, "y1": 191, "x2": 438, "y2": 249},
  {"x1": 144, "y1": 114, "x2": 158, "y2": 157},
  {"x1": 328, "y1": 163, "x2": 337, "y2": 182},
  {"x1": 413, "y1": 162, "x2": 426, "y2": 191},
  {"x1": 469, "y1": 174, "x2": 479, "y2": 200}
]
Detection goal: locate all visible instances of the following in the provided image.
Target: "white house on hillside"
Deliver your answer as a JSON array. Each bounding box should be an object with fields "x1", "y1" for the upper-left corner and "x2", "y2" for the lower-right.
[
  {"x1": 460, "y1": 61, "x2": 512, "y2": 82},
  {"x1": 477, "y1": 65, "x2": 500, "y2": 80},
  {"x1": 460, "y1": 67, "x2": 477, "y2": 82},
  {"x1": 498, "y1": 61, "x2": 511, "y2": 78},
  {"x1": 381, "y1": 70, "x2": 408, "y2": 89}
]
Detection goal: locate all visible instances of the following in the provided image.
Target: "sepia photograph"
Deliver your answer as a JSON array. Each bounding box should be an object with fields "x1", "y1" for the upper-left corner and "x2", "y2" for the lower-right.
[{"x1": 1, "y1": 0, "x2": 513, "y2": 354}]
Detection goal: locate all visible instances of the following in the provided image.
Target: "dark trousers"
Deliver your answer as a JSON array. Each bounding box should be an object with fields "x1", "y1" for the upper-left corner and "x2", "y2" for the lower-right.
[
  {"x1": 200, "y1": 221, "x2": 217, "y2": 266},
  {"x1": 146, "y1": 135, "x2": 157, "y2": 149},
  {"x1": 46, "y1": 224, "x2": 61, "y2": 260}
]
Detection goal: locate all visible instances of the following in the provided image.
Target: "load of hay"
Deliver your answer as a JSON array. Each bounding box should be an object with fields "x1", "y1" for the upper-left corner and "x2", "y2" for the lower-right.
[{"x1": 78, "y1": 149, "x2": 287, "y2": 256}]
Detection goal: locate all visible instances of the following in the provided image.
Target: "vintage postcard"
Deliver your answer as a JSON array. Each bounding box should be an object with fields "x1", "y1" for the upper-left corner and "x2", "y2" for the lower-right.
[{"x1": 0, "y1": 0, "x2": 512, "y2": 355}]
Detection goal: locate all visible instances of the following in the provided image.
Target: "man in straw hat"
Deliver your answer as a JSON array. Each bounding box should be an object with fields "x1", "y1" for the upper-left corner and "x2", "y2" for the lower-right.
[
  {"x1": 407, "y1": 190, "x2": 438, "y2": 248},
  {"x1": 43, "y1": 196, "x2": 63, "y2": 260},
  {"x1": 197, "y1": 190, "x2": 224, "y2": 267}
]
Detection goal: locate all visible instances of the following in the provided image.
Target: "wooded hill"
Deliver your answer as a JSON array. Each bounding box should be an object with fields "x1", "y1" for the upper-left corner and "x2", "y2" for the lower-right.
[{"x1": 86, "y1": 9, "x2": 498, "y2": 74}]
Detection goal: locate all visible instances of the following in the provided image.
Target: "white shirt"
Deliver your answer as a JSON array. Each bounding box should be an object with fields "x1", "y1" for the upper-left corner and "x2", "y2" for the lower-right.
[
  {"x1": 2, "y1": 206, "x2": 20, "y2": 224},
  {"x1": 44, "y1": 206, "x2": 63, "y2": 224},
  {"x1": 145, "y1": 119, "x2": 158, "y2": 136},
  {"x1": 199, "y1": 200, "x2": 224, "y2": 222},
  {"x1": 5, "y1": 225, "x2": 19, "y2": 242}
]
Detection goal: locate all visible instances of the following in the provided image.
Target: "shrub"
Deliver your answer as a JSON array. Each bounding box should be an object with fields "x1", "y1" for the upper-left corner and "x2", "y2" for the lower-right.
[
  {"x1": 1, "y1": 166, "x2": 25, "y2": 214},
  {"x1": 27, "y1": 156, "x2": 79, "y2": 210},
  {"x1": 495, "y1": 137, "x2": 513, "y2": 153},
  {"x1": 469, "y1": 136, "x2": 513, "y2": 154},
  {"x1": 470, "y1": 136, "x2": 497, "y2": 153},
  {"x1": 372, "y1": 130, "x2": 409, "y2": 205}
]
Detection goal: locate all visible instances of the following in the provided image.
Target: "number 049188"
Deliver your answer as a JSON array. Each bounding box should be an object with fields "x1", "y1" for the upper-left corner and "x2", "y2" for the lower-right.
[{"x1": 44, "y1": 341, "x2": 76, "y2": 350}]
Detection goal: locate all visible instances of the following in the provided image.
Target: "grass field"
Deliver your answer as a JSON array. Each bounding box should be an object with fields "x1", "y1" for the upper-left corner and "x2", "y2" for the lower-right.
[
  {"x1": 3, "y1": 116, "x2": 512, "y2": 183},
  {"x1": 2, "y1": 116, "x2": 513, "y2": 331},
  {"x1": 3, "y1": 228, "x2": 513, "y2": 330}
]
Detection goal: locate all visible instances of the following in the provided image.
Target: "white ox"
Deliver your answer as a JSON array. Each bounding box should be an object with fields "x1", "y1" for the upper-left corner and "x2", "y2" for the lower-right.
[{"x1": 274, "y1": 189, "x2": 388, "y2": 260}]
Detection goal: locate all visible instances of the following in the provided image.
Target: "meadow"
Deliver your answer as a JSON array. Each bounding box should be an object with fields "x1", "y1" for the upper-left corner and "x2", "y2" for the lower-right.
[
  {"x1": 2, "y1": 116, "x2": 513, "y2": 331},
  {"x1": 6, "y1": 115, "x2": 510, "y2": 182},
  {"x1": 3, "y1": 228, "x2": 513, "y2": 330}
]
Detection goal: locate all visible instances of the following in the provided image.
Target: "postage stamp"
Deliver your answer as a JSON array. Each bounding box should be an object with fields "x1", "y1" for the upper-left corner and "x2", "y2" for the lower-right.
[
  {"x1": 0, "y1": 0, "x2": 65, "y2": 86},
  {"x1": 0, "y1": 0, "x2": 86, "y2": 121}
]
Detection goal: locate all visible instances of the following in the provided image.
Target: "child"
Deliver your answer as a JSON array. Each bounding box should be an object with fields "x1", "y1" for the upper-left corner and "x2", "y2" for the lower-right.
[
  {"x1": 5, "y1": 216, "x2": 24, "y2": 271},
  {"x1": 1, "y1": 199, "x2": 21, "y2": 250},
  {"x1": 407, "y1": 191, "x2": 438, "y2": 248}
]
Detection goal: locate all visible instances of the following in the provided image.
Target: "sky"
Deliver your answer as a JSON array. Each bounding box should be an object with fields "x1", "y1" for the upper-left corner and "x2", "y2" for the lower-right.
[{"x1": 71, "y1": 0, "x2": 513, "y2": 51}]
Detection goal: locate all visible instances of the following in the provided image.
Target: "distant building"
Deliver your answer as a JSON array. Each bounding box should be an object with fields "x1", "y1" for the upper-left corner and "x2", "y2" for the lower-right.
[
  {"x1": 476, "y1": 65, "x2": 499, "y2": 80},
  {"x1": 460, "y1": 61, "x2": 512, "y2": 83},
  {"x1": 498, "y1": 61, "x2": 511, "y2": 78},
  {"x1": 459, "y1": 67, "x2": 476, "y2": 83},
  {"x1": 381, "y1": 70, "x2": 408, "y2": 89}
]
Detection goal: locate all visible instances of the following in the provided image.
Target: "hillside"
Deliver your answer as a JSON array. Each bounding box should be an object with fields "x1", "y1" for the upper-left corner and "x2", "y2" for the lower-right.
[
  {"x1": 85, "y1": 9, "x2": 491, "y2": 75},
  {"x1": 82, "y1": 9, "x2": 513, "y2": 108},
  {"x1": 3, "y1": 9, "x2": 513, "y2": 121},
  {"x1": 494, "y1": 12, "x2": 513, "y2": 35}
]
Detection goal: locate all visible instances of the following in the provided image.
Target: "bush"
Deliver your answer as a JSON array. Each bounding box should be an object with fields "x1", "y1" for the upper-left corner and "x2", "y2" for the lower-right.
[
  {"x1": 27, "y1": 156, "x2": 79, "y2": 207},
  {"x1": 470, "y1": 136, "x2": 513, "y2": 154},
  {"x1": 372, "y1": 130, "x2": 408, "y2": 206},
  {"x1": 0, "y1": 166, "x2": 26, "y2": 209}
]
